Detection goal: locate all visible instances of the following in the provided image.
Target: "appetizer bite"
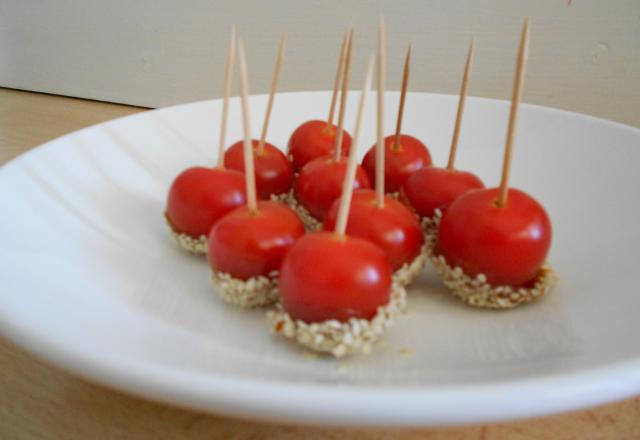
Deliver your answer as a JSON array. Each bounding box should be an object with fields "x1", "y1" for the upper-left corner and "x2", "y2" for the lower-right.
[
  {"x1": 289, "y1": 31, "x2": 371, "y2": 230},
  {"x1": 428, "y1": 20, "x2": 556, "y2": 308},
  {"x1": 361, "y1": 44, "x2": 431, "y2": 194},
  {"x1": 224, "y1": 34, "x2": 294, "y2": 200},
  {"x1": 165, "y1": 26, "x2": 245, "y2": 254},
  {"x1": 287, "y1": 30, "x2": 353, "y2": 172},
  {"x1": 324, "y1": 18, "x2": 426, "y2": 286},
  {"x1": 269, "y1": 56, "x2": 407, "y2": 357},
  {"x1": 402, "y1": 40, "x2": 484, "y2": 223},
  {"x1": 209, "y1": 40, "x2": 305, "y2": 308}
]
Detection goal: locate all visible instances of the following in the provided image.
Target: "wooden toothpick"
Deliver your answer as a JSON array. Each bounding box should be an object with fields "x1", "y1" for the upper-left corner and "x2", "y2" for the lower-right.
[
  {"x1": 375, "y1": 16, "x2": 386, "y2": 207},
  {"x1": 447, "y1": 39, "x2": 474, "y2": 170},
  {"x1": 217, "y1": 24, "x2": 235, "y2": 168},
  {"x1": 258, "y1": 33, "x2": 287, "y2": 156},
  {"x1": 497, "y1": 18, "x2": 530, "y2": 207},
  {"x1": 392, "y1": 43, "x2": 411, "y2": 152},
  {"x1": 333, "y1": 29, "x2": 354, "y2": 162},
  {"x1": 335, "y1": 55, "x2": 374, "y2": 237},
  {"x1": 237, "y1": 39, "x2": 258, "y2": 213},
  {"x1": 327, "y1": 29, "x2": 351, "y2": 129}
]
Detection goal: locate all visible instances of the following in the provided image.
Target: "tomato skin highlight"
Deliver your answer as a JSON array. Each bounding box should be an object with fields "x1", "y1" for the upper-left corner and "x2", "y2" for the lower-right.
[
  {"x1": 362, "y1": 134, "x2": 432, "y2": 192},
  {"x1": 294, "y1": 155, "x2": 371, "y2": 221},
  {"x1": 438, "y1": 188, "x2": 552, "y2": 287},
  {"x1": 323, "y1": 189, "x2": 424, "y2": 270},
  {"x1": 166, "y1": 166, "x2": 246, "y2": 237},
  {"x1": 402, "y1": 166, "x2": 484, "y2": 218},
  {"x1": 287, "y1": 120, "x2": 352, "y2": 172},
  {"x1": 208, "y1": 201, "x2": 305, "y2": 280},
  {"x1": 280, "y1": 232, "x2": 392, "y2": 323},
  {"x1": 224, "y1": 139, "x2": 293, "y2": 199}
]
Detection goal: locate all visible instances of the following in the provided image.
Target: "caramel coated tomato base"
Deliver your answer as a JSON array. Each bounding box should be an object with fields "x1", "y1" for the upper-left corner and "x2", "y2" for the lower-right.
[
  {"x1": 211, "y1": 270, "x2": 280, "y2": 308},
  {"x1": 423, "y1": 213, "x2": 557, "y2": 309},
  {"x1": 165, "y1": 214, "x2": 207, "y2": 255},
  {"x1": 267, "y1": 282, "x2": 406, "y2": 358}
]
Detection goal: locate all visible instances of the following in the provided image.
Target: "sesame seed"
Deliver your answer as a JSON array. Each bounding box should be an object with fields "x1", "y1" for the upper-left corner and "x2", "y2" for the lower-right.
[{"x1": 398, "y1": 347, "x2": 415, "y2": 358}]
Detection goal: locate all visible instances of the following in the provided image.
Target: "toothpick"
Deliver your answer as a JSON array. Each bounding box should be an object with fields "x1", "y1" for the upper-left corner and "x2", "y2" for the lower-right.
[
  {"x1": 333, "y1": 29, "x2": 354, "y2": 162},
  {"x1": 392, "y1": 44, "x2": 411, "y2": 152},
  {"x1": 237, "y1": 39, "x2": 258, "y2": 213},
  {"x1": 447, "y1": 39, "x2": 474, "y2": 170},
  {"x1": 497, "y1": 18, "x2": 530, "y2": 207},
  {"x1": 335, "y1": 55, "x2": 374, "y2": 237},
  {"x1": 327, "y1": 29, "x2": 350, "y2": 129},
  {"x1": 375, "y1": 16, "x2": 386, "y2": 207},
  {"x1": 217, "y1": 25, "x2": 235, "y2": 168},
  {"x1": 257, "y1": 33, "x2": 287, "y2": 156}
]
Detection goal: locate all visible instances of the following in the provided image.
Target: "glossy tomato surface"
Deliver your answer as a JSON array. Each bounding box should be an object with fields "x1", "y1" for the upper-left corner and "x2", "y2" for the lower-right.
[
  {"x1": 287, "y1": 120, "x2": 352, "y2": 171},
  {"x1": 280, "y1": 232, "x2": 392, "y2": 323},
  {"x1": 208, "y1": 201, "x2": 305, "y2": 280},
  {"x1": 438, "y1": 188, "x2": 552, "y2": 286},
  {"x1": 362, "y1": 134, "x2": 431, "y2": 192},
  {"x1": 224, "y1": 139, "x2": 293, "y2": 199},
  {"x1": 324, "y1": 189, "x2": 424, "y2": 270},
  {"x1": 402, "y1": 166, "x2": 484, "y2": 218},
  {"x1": 166, "y1": 166, "x2": 245, "y2": 237},
  {"x1": 294, "y1": 155, "x2": 371, "y2": 221}
]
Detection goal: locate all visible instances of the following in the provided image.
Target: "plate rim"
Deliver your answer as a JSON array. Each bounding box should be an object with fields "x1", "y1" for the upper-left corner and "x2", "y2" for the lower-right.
[
  {"x1": 1, "y1": 90, "x2": 639, "y2": 174},
  {"x1": 3, "y1": 314, "x2": 640, "y2": 426}
]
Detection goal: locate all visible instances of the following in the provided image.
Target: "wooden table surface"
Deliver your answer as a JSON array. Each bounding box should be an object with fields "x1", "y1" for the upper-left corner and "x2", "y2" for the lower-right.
[{"x1": 1, "y1": 88, "x2": 639, "y2": 439}]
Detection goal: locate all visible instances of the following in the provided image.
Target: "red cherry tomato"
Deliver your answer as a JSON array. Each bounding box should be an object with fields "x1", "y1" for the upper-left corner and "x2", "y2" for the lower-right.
[
  {"x1": 208, "y1": 201, "x2": 305, "y2": 280},
  {"x1": 224, "y1": 139, "x2": 293, "y2": 199},
  {"x1": 438, "y1": 188, "x2": 552, "y2": 286},
  {"x1": 402, "y1": 166, "x2": 484, "y2": 218},
  {"x1": 294, "y1": 155, "x2": 371, "y2": 221},
  {"x1": 362, "y1": 134, "x2": 431, "y2": 192},
  {"x1": 288, "y1": 120, "x2": 352, "y2": 171},
  {"x1": 323, "y1": 189, "x2": 424, "y2": 270},
  {"x1": 166, "y1": 166, "x2": 246, "y2": 237},
  {"x1": 280, "y1": 232, "x2": 392, "y2": 323}
]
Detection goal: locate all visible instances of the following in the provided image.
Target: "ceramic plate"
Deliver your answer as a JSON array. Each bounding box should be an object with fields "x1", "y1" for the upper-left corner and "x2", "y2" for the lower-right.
[{"x1": 1, "y1": 92, "x2": 639, "y2": 426}]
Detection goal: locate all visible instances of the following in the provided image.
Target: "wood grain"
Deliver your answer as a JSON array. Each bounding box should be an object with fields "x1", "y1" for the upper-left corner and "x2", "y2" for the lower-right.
[
  {"x1": 0, "y1": 88, "x2": 145, "y2": 164},
  {"x1": 1, "y1": 88, "x2": 639, "y2": 439}
]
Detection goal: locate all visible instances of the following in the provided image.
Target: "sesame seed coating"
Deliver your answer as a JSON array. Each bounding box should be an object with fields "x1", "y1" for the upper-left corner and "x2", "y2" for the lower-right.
[
  {"x1": 211, "y1": 270, "x2": 280, "y2": 308},
  {"x1": 393, "y1": 243, "x2": 429, "y2": 287},
  {"x1": 272, "y1": 190, "x2": 322, "y2": 232},
  {"x1": 165, "y1": 215, "x2": 208, "y2": 255},
  {"x1": 267, "y1": 282, "x2": 406, "y2": 357}
]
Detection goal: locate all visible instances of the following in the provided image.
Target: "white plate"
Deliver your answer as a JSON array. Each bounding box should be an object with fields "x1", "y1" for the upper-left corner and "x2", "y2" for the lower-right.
[{"x1": 1, "y1": 92, "x2": 639, "y2": 427}]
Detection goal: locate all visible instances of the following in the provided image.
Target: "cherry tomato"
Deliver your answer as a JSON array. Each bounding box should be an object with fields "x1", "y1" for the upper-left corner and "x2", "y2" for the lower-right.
[
  {"x1": 280, "y1": 232, "x2": 392, "y2": 323},
  {"x1": 438, "y1": 188, "x2": 552, "y2": 286},
  {"x1": 288, "y1": 120, "x2": 352, "y2": 171},
  {"x1": 323, "y1": 189, "x2": 424, "y2": 270},
  {"x1": 224, "y1": 139, "x2": 293, "y2": 199},
  {"x1": 208, "y1": 201, "x2": 305, "y2": 280},
  {"x1": 362, "y1": 134, "x2": 431, "y2": 192},
  {"x1": 402, "y1": 166, "x2": 484, "y2": 218},
  {"x1": 166, "y1": 166, "x2": 245, "y2": 237},
  {"x1": 294, "y1": 155, "x2": 371, "y2": 221}
]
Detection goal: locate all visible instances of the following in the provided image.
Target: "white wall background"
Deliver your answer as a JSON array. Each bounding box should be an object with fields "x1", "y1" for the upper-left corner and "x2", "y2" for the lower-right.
[{"x1": 1, "y1": 0, "x2": 638, "y2": 126}]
